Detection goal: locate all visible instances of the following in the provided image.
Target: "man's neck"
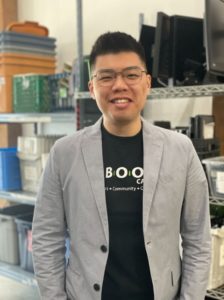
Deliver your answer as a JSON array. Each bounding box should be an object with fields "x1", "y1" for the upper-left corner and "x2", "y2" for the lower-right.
[{"x1": 103, "y1": 118, "x2": 142, "y2": 137}]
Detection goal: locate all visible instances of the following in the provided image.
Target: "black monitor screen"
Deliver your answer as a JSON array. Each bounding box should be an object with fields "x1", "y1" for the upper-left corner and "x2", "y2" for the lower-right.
[
  {"x1": 139, "y1": 25, "x2": 155, "y2": 75},
  {"x1": 152, "y1": 12, "x2": 171, "y2": 85},
  {"x1": 204, "y1": 0, "x2": 224, "y2": 76},
  {"x1": 170, "y1": 15, "x2": 205, "y2": 85},
  {"x1": 139, "y1": 24, "x2": 162, "y2": 87}
]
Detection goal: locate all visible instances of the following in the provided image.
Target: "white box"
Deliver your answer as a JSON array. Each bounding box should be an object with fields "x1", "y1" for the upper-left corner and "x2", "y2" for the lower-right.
[
  {"x1": 17, "y1": 136, "x2": 46, "y2": 156},
  {"x1": 17, "y1": 135, "x2": 62, "y2": 156},
  {"x1": 17, "y1": 152, "x2": 42, "y2": 193}
]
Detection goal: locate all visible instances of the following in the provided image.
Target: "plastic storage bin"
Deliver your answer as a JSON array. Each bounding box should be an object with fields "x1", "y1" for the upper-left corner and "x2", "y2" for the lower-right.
[
  {"x1": 17, "y1": 153, "x2": 42, "y2": 193},
  {"x1": 0, "y1": 52, "x2": 56, "y2": 113},
  {"x1": 17, "y1": 135, "x2": 61, "y2": 156},
  {"x1": 0, "y1": 31, "x2": 56, "y2": 56},
  {"x1": 7, "y1": 21, "x2": 49, "y2": 36},
  {"x1": 48, "y1": 72, "x2": 73, "y2": 111},
  {"x1": 0, "y1": 204, "x2": 34, "y2": 264},
  {"x1": 17, "y1": 135, "x2": 62, "y2": 192},
  {"x1": 0, "y1": 53, "x2": 56, "y2": 73},
  {"x1": 15, "y1": 213, "x2": 34, "y2": 272},
  {"x1": 207, "y1": 228, "x2": 224, "y2": 290},
  {"x1": 0, "y1": 31, "x2": 56, "y2": 47},
  {"x1": 0, "y1": 147, "x2": 21, "y2": 191},
  {"x1": 13, "y1": 74, "x2": 51, "y2": 113},
  {"x1": 202, "y1": 156, "x2": 224, "y2": 199}
]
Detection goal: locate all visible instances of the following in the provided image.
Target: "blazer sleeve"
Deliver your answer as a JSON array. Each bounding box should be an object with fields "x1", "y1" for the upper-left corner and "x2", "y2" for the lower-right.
[
  {"x1": 179, "y1": 139, "x2": 211, "y2": 300},
  {"x1": 32, "y1": 145, "x2": 67, "y2": 300}
]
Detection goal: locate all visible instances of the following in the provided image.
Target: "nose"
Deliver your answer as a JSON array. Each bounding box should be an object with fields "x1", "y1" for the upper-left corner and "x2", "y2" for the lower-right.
[{"x1": 111, "y1": 73, "x2": 128, "y2": 91}]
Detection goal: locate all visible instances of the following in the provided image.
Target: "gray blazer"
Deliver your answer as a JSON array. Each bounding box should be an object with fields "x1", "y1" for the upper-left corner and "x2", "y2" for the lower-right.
[{"x1": 32, "y1": 118, "x2": 211, "y2": 300}]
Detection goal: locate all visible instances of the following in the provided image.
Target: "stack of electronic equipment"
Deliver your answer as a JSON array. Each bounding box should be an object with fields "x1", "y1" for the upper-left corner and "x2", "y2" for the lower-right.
[
  {"x1": 0, "y1": 21, "x2": 57, "y2": 113},
  {"x1": 189, "y1": 115, "x2": 220, "y2": 160},
  {"x1": 17, "y1": 135, "x2": 63, "y2": 193},
  {"x1": 154, "y1": 115, "x2": 220, "y2": 160}
]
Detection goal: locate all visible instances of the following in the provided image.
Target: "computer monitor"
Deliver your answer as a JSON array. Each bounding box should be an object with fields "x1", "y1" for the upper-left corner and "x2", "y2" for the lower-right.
[
  {"x1": 139, "y1": 24, "x2": 162, "y2": 87},
  {"x1": 152, "y1": 12, "x2": 206, "y2": 86},
  {"x1": 152, "y1": 12, "x2": 171, "y2": 86},
  {"x1": 139, "y1": 25, "x2": 155, "y2": 74},
  {"x1": 170, "y1": 15, "x2": 206, "y2": 85},
  {"x1": 204, "y1": 0, "x2": 224, "y2": 77}
]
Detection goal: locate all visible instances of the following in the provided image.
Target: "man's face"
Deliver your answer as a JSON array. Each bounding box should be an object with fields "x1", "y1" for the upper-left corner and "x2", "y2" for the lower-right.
[{"x1": 88, "y1": 52, "x2": 151, "y2": 133}]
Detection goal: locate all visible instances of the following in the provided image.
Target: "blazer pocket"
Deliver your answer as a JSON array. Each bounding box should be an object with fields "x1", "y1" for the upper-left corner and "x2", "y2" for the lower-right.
[{"x1": 169, "y1": 268, "x2": 181, "y2": 300}]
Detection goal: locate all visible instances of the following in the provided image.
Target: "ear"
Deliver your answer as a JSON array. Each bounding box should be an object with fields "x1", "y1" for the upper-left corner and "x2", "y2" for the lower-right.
[
  {"x1": 147, "y1": 74, "x2": 151, "y2": 89},
  {"x1": 88, "y1": 80, "x2": 96, "y2": 100}
]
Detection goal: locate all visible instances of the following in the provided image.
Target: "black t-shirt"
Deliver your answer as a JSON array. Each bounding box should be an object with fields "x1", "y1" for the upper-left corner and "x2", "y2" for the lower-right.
[{"x1": 101, "y1": 125, "x2": 154, "y2": 300}]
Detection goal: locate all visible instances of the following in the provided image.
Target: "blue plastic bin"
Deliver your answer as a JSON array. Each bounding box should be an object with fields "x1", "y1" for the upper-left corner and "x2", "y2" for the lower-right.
[{"x1": 0, "y1": 148, "x2": 21, "y2": 191}]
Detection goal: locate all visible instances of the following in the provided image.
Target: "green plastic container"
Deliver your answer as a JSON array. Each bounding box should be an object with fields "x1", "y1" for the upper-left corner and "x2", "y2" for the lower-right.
[{"x1": 13, "y1": 74, "x2": 50, "y2": 112}]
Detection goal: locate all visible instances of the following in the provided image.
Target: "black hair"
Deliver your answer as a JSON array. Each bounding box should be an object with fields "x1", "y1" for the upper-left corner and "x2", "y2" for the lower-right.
[{"x1": 89, "y1": 31, "x2": 146, "y2": 69}]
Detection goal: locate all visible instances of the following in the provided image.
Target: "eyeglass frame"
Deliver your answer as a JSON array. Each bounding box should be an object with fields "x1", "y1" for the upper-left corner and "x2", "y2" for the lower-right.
[{"x1": 91, "y1": 66, "x2": 148, "y2": 87}]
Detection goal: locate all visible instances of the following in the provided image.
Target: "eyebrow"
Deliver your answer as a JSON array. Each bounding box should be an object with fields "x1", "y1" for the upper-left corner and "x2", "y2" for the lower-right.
[{"x1": 95, "y1": 66, "x2": 142, "y2": 73}]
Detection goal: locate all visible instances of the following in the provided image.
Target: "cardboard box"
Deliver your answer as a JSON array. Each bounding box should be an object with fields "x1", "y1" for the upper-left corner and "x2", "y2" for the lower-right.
[
  {"x1": 0, "y1": 0, "x2": 18, "y2": 30},
  {"x1": 213, "y1": 96, "x2": 224, "y2": 141},
  {"x1": 0, "y1": 123, "x2": 22, "y2": 147}
]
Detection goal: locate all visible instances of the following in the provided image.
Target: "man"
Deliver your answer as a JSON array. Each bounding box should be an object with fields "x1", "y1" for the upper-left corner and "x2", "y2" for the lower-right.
[{"x1": 32, "y1": 32, "x2": 211, "y2": 300}]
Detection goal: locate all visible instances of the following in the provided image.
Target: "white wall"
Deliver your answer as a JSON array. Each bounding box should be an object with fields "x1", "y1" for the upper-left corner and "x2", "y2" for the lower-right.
[
  {"x1": 17, "y1": 0, "x2": 205, "y2": 70},
  {"x1": 143, "y1": 96, "x2": 213, "y2": 127}
]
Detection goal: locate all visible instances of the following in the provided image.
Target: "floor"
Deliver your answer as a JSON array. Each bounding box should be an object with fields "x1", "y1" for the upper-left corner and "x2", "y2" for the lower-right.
[{"x1": 0, "y1": 276, "x2": 40, "y2": 300}]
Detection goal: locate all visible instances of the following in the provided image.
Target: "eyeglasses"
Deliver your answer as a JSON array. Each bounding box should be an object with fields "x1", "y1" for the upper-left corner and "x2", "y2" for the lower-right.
[{"x1": 92, "y1": 66, "x2": 147, "y2": 87}]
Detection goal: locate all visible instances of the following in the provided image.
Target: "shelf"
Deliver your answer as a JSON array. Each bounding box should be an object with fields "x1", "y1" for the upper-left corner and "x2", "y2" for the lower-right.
[
  {"x1": 75, "y1": 83, "x2": 224, "y2": 100},
  {"x1": 0, "y1": 261, "x2": 37, "y2": 288},
  {"x1": 1, "y1": 85, "x2": 223, "y2": 123},
  {"x1": 0, "y1": 191, "x2": 36, "y2": 205},
  {"x1": 0, "y1": 112, "x2": 75, "y2": 124},
  {"x1": 207, "y1": 285, "x2": 224, "y2": 300},
  {"x1": 148, "y1": 84, "x2": 224, "y2": 100},
  {"x1": 210, "y1": 196, "x2": 224, "y2": 206}
]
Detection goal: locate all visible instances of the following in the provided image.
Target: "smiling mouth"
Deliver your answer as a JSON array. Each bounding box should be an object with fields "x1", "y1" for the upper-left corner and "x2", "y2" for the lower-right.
[{"x1": 110, "y1": 98, "x2": 131, "y2": 104}]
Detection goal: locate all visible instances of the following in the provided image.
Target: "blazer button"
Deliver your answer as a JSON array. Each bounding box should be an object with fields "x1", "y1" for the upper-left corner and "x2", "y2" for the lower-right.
[
  {"x1": 100, "y1": 245, "x2": 107, "y2": 253},
  {"x1": 93, "y1": 283, "x2": 100, "y2": 291}
]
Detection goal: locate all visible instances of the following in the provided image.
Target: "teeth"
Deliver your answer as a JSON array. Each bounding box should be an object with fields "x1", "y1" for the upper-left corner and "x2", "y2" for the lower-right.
[{"x1": 114, "y1": 99, "x2": 129, "y2": 103}]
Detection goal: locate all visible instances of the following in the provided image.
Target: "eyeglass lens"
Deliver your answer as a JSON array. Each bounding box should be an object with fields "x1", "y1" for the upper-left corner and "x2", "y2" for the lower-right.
[{"x1": 94, "y1": 67, "x2": 146, "y2": 86}]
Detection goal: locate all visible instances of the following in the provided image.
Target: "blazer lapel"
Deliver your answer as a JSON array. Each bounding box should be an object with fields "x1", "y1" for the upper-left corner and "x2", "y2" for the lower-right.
[
  {"x1": 81, "y1": 119, "x2": 109, "y2": 243},
  {"x1": 142, "y1": 120, "x2": 164, "y2": 233}
]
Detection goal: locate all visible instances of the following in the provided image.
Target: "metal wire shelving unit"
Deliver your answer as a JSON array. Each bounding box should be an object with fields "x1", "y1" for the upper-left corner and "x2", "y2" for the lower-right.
[{"x1": 75, "y1": 83, "x2": 224, "y2": 100}]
